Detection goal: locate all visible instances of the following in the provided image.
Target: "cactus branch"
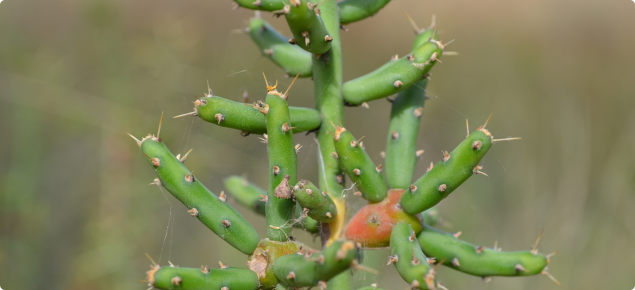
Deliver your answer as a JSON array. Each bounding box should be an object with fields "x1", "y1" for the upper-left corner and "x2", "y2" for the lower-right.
[
  {"x1": 190, "y1": 94, "x2": 321, "y2": 135},
  {"x1": 137, "y1": 137, "x2": 260, "y2": 254},
  {"x1": 248, "y1": 17, "x2": 313, "y2": 77},
  {"x1": 400, "y1": 127, "x2": 494, "y2": 214},
  {"x1": 147, "y1": 265, "x2": 259, "y2": 290},
  {"x1": 342, "y1": 40, "x2": 443, "y2": 105},
  {"x1": 265, "y1": 81, "x2": 298, "y2": 241},
  {"x1": 389, "y1": 223, "x2": 437, "y2": 289},
  {"x1": 293, "y1": 179, "x2": 338, "y2": 223},
  {"x1": 338, "y1": 0, "x2": 392, "y2": 25},
  {"x1": 417, "y1": 225, "x2": 551, "y2": 277},
  {"x1": 333, "y1": 126, "x2": 387, "y2": 203}
]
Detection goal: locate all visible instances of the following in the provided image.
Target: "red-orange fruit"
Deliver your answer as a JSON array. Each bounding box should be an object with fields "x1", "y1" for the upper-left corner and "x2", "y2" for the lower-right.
[{"x1": 344, "y1": 189, "x2": 423, "y2": 247}]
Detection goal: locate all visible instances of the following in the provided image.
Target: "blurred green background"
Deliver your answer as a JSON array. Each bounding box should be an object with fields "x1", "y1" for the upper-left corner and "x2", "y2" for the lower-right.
[{"x1": 1, "y1": 0, "x2": 634, "y2": 289}]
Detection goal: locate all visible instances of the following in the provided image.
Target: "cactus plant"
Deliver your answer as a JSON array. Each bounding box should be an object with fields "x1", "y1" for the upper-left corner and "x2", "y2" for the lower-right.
[{"x1": 131, "y1": 1, "x2": 558, "y2": 289}]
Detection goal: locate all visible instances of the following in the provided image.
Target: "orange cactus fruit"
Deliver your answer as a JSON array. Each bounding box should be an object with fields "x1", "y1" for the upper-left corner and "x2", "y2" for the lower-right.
[{"x1": 344, "y1": 189, "x2": 423, "y2": 247}]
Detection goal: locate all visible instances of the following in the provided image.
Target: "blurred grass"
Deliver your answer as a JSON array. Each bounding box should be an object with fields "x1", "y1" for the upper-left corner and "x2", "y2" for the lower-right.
[{"x1": 0, "y1": 0, "x2": 634, "y2": 289}]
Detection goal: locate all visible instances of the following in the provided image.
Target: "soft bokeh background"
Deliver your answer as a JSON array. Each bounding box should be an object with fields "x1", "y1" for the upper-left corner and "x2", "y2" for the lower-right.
[{"x1": 1, "y1": 0, "x2": 634, "y2": 289}]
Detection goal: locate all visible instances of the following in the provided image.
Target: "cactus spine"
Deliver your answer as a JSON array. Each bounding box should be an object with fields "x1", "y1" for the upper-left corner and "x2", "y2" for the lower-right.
[{"x1": 134, "y1": 1, "x2": 556, "y2": 288}]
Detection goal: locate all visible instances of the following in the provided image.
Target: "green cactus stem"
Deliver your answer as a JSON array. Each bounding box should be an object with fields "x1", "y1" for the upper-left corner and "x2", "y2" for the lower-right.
[
  {"x1": 417, "y1": 225, "x2": 552, "y2": 277},
  {"x1": 233, "y1": 0, "x2": 285, "y2": 11},
  {"x1": 389, "y1": 223, "x2": 437, "y2": 289},
  {"x1": 224, "y1": 175, "x2": 267, "y2": 216},
  {"x1": 384, "y1": 79, "x2": 427, "y2": 190},
  {"x1": 146, "y1": 265, "x2": 259, "y2": 290},
  {"x1": 342, "y1": 40, "x2": 443, "y2": 106},
  {"x1": 293, "y1": 179, "x2": 338, "y2": 223},
  {"x1": 400, "y1": 127, "x2": 494, "y2": 214},
  {"x1": 338, "y1": 0, "x2": 391, "y2": 25},
  {"x1": 356, "y1": 287, "x2": 388, "y2": 290},
  {"x1": 333, "y1": 126, "x2": 387, "y2": 203},
  {"x1": 327, "y1": 271, "x2": 353, "y2": 290},
  {"x1": 264, "y1": 80, "x2": 299, "y2": 241},
  {"x1": 309, "y1": 0, "x2": 348, "y2": 249},
  {"x1": 136, "y1": 135, "x2": 259, "y2": 255},
  {"x1": 248, "y1": 17, "x2": 313, "y2": 77},
  {"x1": 344, "y1": 189, "x2": 421, "y2": 248},
  {"x1": 384, "y1": 23, "x2": 437, "y2": 190},
  {"x1": 247, "y1": 239, "x2": 314, "y2": 289},
  {"x1": 224, "y1": 175, "x2": 319, "y2": 233},
  {"x1": 182, "y1": 94, "x2": 321, "y2": 135},
  {"x1": 273, "y1": 240, "x2": 358, "y2": 287},
  {"x1": 280, "y1": 0, "x2": 332, "y2": 55}
]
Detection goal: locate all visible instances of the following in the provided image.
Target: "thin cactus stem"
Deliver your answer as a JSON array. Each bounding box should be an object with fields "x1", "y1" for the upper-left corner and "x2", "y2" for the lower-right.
[
  {"x1": 233, "y1": 0, "x2": 285, "y2": 11},
  {"x1": 146, "y1": 265, "x2": 259, "y2": 290},
  {"x1": 342, "y1": 40, "x2": 444, "y2": 106},
  {"x1": 384, "y1": 79, "x2": 428, "y2": 189},
  {"x1": 293, "y1": 179, "x2": 338, "y2": 223},
  {"x1": 385, "y1": 24, "x2": 437, "y2": 189},
  {"x1": 248, "y1": 16, "x2": 313, "y2": 77},
  {"x1": 187, "y1": 94, "x2": 321, "y2": 135},
  {"x1": 333, "y1": 126, "x2": 387, "y2": 203},
  {"x1": 264, "y1": 79, "x2": 298, "y2": 241},
  {"x1": 282, "y1": 0, "x2": 332, "y2": 55},
  {"x1": 400, "y1": 127, "x2": 494, "y2": 214},
  {"x1": 338, "y1": 0, "x2": 392, "y2": 25},
  {"x1": 389, "y1": 223, "x2": 437, "y2": 289},
  {"x1": 309, "y1": 0, "x2": 349, "y2": 250},
  {"x1": 136, "y1": 136, "x2": 260, "y2": 255},
  {"x1": 417, "y1": 225, "x2": 551, "y2": 277},
  {"x1": 273, "y1": 240, "x2": 358, "y2": 287},
  {"x1": 224, "y1": 175, "x2": 267, "y2": 216}
]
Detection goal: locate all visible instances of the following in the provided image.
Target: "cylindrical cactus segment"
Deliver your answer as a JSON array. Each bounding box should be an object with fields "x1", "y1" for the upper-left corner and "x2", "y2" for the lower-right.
[
  {"x1": 333, "y1": 127, "x2": 387, "y2": 203},
  {"x1": 138, "y1": 138, "x2": 259, "y2": 255},
  {"x1": 192, "y1": 95, "x2": 321, "y2": 135},
  {"x1": 147, "y1": 265, "x2": 259, "y2": 290},
  {"x1": 248, "y1": 17, "x2": 313, "y2": 77},
  {"x1": 385, "y1": 79, "x2": 428, "y2": 190},
  {"x1": 417, "y1": 225, "x2": 550, "y2": 276},
  {"x1": 293, "y1": 179, "x2": 338, "y2": 223},
  {"x1": 283, "y1": 0, "x2": 332, "y2": 55},
  {"x1": 342, "y1": 40, "x2": 443, "y2": 105},
  {"x1": 273, "y1": 240, "x2": 358, "y2": 287},
  {"x1": 384, "y1": 26, "x2": 438, "y2": 190},
  {"x1": 223, "y1": 175, "x2": 319, "y2": 233},
  {"x1": 389, "y1": 223, "x2": 437, "y2": 289},
  {"x1": 233, "y1": 0, "x2": 286, "y2": 11},
  {"x1": 338, "y1": 0, "x2": 391, "y2": 25},
  {"x1": 400, "y1": 128, "x2": 493, "y2": 214},
  {"x1": 224, "y1": 175, "x2": 267, "y2": 216},
  {"x1": 265, "y1": 90, "x2": 298, "y2": 241}
]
